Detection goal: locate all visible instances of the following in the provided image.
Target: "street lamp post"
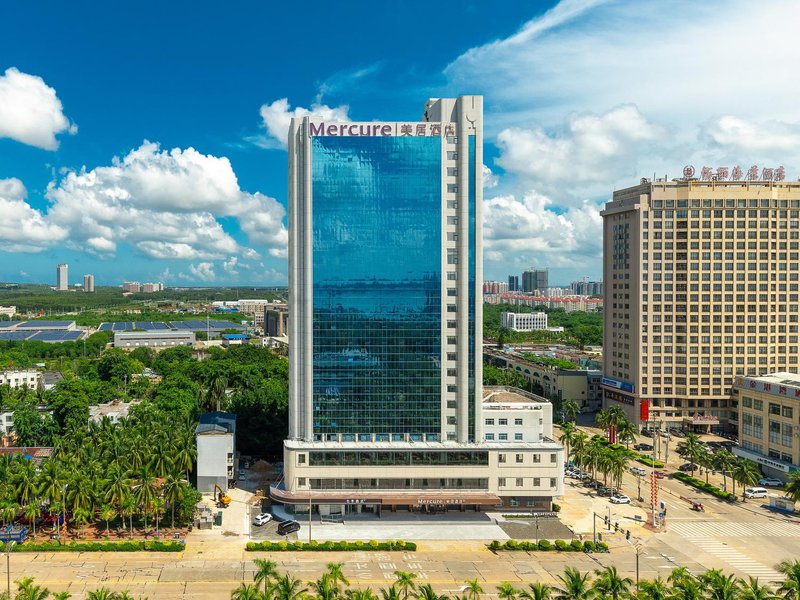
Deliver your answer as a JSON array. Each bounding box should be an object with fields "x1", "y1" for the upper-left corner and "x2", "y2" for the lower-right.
[{"x1": 5, "y1": 541, "x2": 15, "y2": 598}]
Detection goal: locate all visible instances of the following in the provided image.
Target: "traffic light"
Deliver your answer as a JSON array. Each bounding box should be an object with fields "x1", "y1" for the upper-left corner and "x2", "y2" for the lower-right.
[
  {"x1": 626, "y1": 530, "x2": 630, "y2": 540},
  {"x1": 604, "y1": 515, "x2": 609, "y2": 525}
]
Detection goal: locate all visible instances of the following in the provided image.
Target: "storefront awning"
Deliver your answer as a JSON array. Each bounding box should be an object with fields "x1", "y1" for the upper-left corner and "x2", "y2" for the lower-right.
[{"x1": 269, "y1": 485, "x2": 501, "y2": 506}]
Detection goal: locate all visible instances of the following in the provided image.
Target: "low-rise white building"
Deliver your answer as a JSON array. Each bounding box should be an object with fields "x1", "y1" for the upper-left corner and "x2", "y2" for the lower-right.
[
  {"x1": 89, "y1": 400, "x2": 140, "y2": 424},
  {"x1": 114, "y1": 330, "x2": 195, "y2": 348},
  {"x1": 196, "y1": 412, "x2": 236, "y2": 494},
  {"x1": 482, "y1": 387, "x2": 553, "y2": 443},
  {"x1": 0, "y1": 306, "x2": 15, "y2": 319},
  {"x1": 0, "y1": 370, "x2": 40, "y2": 390},
  {"x1": 501, "y1": 311, "x2": 548, "y2": 332},
  {"x1": 273, "y1": 387, "x2": 564, "y2": 516}
]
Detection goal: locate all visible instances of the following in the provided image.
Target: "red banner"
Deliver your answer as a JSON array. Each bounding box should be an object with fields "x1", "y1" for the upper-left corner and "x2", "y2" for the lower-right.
[{"x1": 640, "y1": 399, "x2": 650, "y2": 422}]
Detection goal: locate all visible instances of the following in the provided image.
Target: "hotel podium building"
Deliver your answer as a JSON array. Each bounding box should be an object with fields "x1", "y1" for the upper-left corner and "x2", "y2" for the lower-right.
[
  {"x1": 602, "y1": 176, "x2": 800, "y2": 432},
  {"x1": 272, "y1": 96, "x2": 563, "y2": 516}
]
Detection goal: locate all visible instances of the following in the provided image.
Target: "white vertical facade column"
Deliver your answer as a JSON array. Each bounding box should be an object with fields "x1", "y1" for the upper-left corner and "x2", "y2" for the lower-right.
[
  {"x1": 456, "y1": 99, "x2": 470, "y2": 443},
  {"x1": 302, "y1": 118, "x2": 315, "y2": 442},
  {"x1": 288, "y1": 119, "x2": 300, "y2": 440},
  {"x1": 469, "y1": 95, "x2": 484, "y2": 444}
]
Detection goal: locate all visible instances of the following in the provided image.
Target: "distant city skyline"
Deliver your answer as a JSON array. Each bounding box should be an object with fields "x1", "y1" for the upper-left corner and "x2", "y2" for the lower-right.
[{"x1": 2, "y1": 1, "x2": 800, "y2": 285}]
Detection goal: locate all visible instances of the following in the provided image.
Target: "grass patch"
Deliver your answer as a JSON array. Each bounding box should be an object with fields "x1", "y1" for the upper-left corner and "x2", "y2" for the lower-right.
[{"x1": 673, "y1": 472, "x2": 735, "y2": 501}]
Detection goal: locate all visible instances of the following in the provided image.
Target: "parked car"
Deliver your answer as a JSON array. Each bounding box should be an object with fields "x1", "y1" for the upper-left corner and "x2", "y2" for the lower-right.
[
  {"x1": 631, "y1": 466, "x2": 647, "y2": 476},
  {"x1": 744, "y1": 487, "x2": 768, "y2": 499},
  {"x1": 634, "y1": 443, "x2": 653, "y2": 451},
  {"x1": 610, "y1": 494, "x2": 631, "y2": 504},
  {"x1": 598, "y1": 487, "x2": 618, "y2": 497},
  {"x1": 669, "y1": 428, "x2": 686, "y2": 438},
  {"x1": 654, "y1": 470, "x2": 667, "y2": 479},
  {"x1": 253, "y1": 513, "x2": 273, "y2": 526},
  {"x1": 277, "y1": 520, "x2": 301, "y2": 535},
  {"x1": 658, "y1": 430, "x2": 671, "y2": 439},
  {"x1": 758, "y1": 477, "x2": 784, "y2": 487},
  {"x1": 640, "y1": 429, "x2": 654, "y2": 438},
  {"x1": 678, "y1": 463, "x2": 698, "y2": 472},
  {"x1": 238, "y1": 472, "x2": 246, "y2": 481}
]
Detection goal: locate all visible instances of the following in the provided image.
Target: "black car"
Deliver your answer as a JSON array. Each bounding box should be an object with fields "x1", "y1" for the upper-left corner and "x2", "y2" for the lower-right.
[
  {"x1": 277, "y1": 520, "x2": 300, "y2": 536},
  {"x1": 678, "y1": 463, "x2": 698, "y2": 472},
  {"x1": 634, "y1": 443, "x2": 654, "y2": 451},
  {"x1": 640, "y1": 429, "x2": 653, "y2": 438}
]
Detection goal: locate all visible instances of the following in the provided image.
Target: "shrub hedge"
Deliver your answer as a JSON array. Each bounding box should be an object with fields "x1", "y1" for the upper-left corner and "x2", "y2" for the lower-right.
[
  {"x1": 636, "y1": 456, "x2": 666, "y2": 468},
  {"x1": 488, "y1": 539, "x2": 609, "y2": 553},
  {"x1": 14, "y1": 540, "x2": 183, "y2": 552},
  {"x1": 245, "y1": 540, "x2": 416, "y2": 552},
  {"x1": 673, "y1": 472, "x2": 736, "y2": 501}
]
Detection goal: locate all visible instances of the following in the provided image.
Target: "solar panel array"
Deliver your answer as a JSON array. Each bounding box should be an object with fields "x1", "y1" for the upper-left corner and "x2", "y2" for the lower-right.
[
  {"x1": 0, "y1": 320, "x2": 85, "y2": 343},
  {"x1": 0, "y1": 331, "x2": 34, "y2": 341},
  {"x1": 98, "y1": 320, "x2": 245, "y2": 332},
  {"x1": 17, "y1": 320, "x2": 74, "y2": 329}
]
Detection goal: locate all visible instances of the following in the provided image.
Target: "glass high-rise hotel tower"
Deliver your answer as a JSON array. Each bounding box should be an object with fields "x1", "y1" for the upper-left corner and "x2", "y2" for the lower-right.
[{"x1": 274, "y1": 96, "x2": 563, "y2": 514}]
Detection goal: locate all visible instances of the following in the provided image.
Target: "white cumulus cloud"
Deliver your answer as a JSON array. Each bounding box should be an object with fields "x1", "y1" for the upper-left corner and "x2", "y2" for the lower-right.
[
  {"x1": 255, "y1": 98, "x2": 350, "y2": 149},
  {"x1": 0, "y1": 178, "x2": 67, "y2": 253},
  {"x1": 45, "y1": 141, "x2": 287, "y2": 260},
  {"x1": 188, "y1": 262, "x2": 216, "y2": 282},
  {"x1": 0, "y1": 68, "x2": 76, "y2": 150}
]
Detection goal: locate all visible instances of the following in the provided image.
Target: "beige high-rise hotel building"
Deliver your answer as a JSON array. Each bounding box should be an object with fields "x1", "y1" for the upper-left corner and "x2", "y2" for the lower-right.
[{"x1": 601, "y1": 175, "x2": 800, "y2": 432}]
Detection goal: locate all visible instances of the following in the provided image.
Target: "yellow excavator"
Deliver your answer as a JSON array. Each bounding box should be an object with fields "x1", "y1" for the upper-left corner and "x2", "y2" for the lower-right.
[{"x1": 214, "y1": 484, "x2": 231, "y2": 508}]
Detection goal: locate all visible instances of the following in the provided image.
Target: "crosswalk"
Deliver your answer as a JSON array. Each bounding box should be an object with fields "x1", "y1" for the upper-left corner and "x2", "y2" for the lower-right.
[
  {"x1": 689, "y1": 539, "x2": 782, "y2": 581},
  {"x1": 669, "y1": 520, "x2": 800, "y2": 538}
]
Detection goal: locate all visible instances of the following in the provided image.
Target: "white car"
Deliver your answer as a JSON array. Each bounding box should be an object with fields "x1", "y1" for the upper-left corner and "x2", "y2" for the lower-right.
[
  {"x1": 630, "y1": 466, "x2": 647, "y2": 476},
  {"x1": 758, "y1": 477, "x2": 783, "y2": 487},
  {"x1": 253, "y1": 513, "x2": 273, "y2": 526},
  {"x1": 610, "y1": 494, "x2": 631, "y2": 504}
]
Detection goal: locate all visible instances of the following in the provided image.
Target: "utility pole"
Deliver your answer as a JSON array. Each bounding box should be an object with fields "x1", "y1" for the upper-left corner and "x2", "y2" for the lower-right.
[
  {"x1": 308, "y1": 490, "x2": 312, "y2": 543},
  {"x1": 5, "y1": 541, "x2": 15, "y2": 598}
]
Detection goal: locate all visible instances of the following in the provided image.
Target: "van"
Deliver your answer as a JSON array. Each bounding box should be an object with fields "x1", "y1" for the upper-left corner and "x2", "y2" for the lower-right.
[
  {"x1": 744, "y1": 487, "x2": 768, "y2": 499},
  {"x1": 277, "y1": 520, "x2": 301, "y2": 535}
]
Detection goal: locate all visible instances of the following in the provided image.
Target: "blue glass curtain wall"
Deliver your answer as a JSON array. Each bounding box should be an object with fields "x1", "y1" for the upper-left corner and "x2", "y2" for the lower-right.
[{"x1": 311, "y1": 136, "x2": 442, "y2": 437}]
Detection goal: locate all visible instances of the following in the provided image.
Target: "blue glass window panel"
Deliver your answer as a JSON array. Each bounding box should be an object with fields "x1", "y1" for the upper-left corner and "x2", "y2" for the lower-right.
[{"x1": 311, "y1": 136, "x2": 442, "y2": 437}]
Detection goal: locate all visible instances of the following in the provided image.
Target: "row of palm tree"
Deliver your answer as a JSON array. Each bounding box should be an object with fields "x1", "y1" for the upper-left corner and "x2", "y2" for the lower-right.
[
  {"x1": 6, "y1": 559, "x2": 800, "y2": 600},
  {"x1": 0, "y1": 407, "x2": 198, "y2": 540},
  {"x1": 559, "y1": 423, "x2": 636, "y2": 489}
]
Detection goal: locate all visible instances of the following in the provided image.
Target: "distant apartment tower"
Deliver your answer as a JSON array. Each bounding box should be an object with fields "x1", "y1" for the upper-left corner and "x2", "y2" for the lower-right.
[
  {"x1": 508, "y1": 275, "x2": 520, "y2": 292},
  {"x1": 571, "y1": 279, "x2": 603, "y2": 296},
  {"x1": 56, "y1": 264, "x2": 68, "y2": 291},
  {"x1": 122, "y1": 282, "x2": 141, "y2": 293},
  {"x1": 522, "y1": 268, "x2": 548, "y2": 293},
  {"x1": 141, "y1": 282, "x2": 163, "y2": 293},
  {"x1": 601, "y1": 176, "x2": 800, "y2": 431},
  {"x1": 83, "y1": 274, "x2": 95, "y2": 293}
]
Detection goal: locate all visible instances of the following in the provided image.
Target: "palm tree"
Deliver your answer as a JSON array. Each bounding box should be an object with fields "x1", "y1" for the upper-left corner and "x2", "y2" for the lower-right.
[
  {"x1": 53, "y1": 592, "x2": 72, "y2": 600},
  {"x1": 14, "y1": 576, "x2": 50, "y2": 600},
  {"x1": 310, "y1": 574, "x2": 338, "y2": 600},
  {"x1": 0, "y1": 501, "x2": 19, "y2": 527},
  {"x1": 615, "y1": 419, "x2": 637, "y2": 449},
  {"x1": 637, "y1": 576, "x2": 670, "y2": 600},
  {"x1": 732, "y1": 459, "x2": 761, "y2": 501},
  {"x1": 326, "y1": 562, "x2": 350, "y2": 593},
  {"x1": 71, "y1": 507, "x2": 92, "y2": 538},
  {"x1": 380, "y1": 587, "x2": 401, "y2": 600},
  {"x1": 415, "y1": 584, "x2": 441, "y2": 600},
  {"x1": 463, "y1": 579, "x2": 484, "y2": 600},
  {"x1": 559, "y1": 422, "x2": 577, "y2": 465},
  {"x1": 346, "y1": 590, "x2": 378, "y2": 600},
  {"x1": 10, "y1": 460, "x2": 38, "y2": 507},
  {"x1": 562, "y1": 399, "x2": 580, "y2": 423},
  {"x1": 784, "y1": 471, "x2": 800, "y2": 504},
  {"x1": 99, "y1": 505, "x2": 116, "y2": 538},
  {"x1": 777, "y1": 559, "x2": 800, "y2": 599},
  {"x1": 571, "y1": 432, "x2": 589, "y2": 473},
  {"x1": 162, "y1": 472, "x2": 186, "y2": 529},
  {"x1": 592, "y1": 566, "x2": 631, "y2": 599},
  {"x1": 85, "y1": 588, "x2": 117, "y2": 600},
  {"x1": 699, "y1": 569, "x2": 740, "y2": 600},
  {"x1": 554, "y1": 567, "x2": 595, "y2": 600},
  {"x1": 273, "y1": 574, "x2": 307, "y2": 600},
  {"x1": 23, "y1": 502, "x2": 41, "y2": 539},
  {"x1": 519, "y1": 583, "x2": 551, "y2": 600},
  {"x1": 253, "y1": 558, "x2": 279, "y2": 597},
  {"x1": 121, "y1": 495, "x2": 136, "y2": 539},
  {"x1": 132, "y1": 465, "x2": 158, "y2": 530},
  {"x1": 739, "y1": 576, "x2": 778, "y2": 600},
  {"x1": 393, "y1": 571, "x2": 418, "y2": 600},
  {"x1": 496, "y1": 583, "x2": 520, "y2": 600},
  {"x1": 696, "y1": 446, "x2": 714, "y2": 484},
  {"x1": 231, "y1": 583, "x2": 264, "y2": 600},
  {"x1": 713, "y1": 449, "x2": 736, "y2": 494},
  {"x1": 675, "y1": 433, "x2": 703, "y2": 473}
]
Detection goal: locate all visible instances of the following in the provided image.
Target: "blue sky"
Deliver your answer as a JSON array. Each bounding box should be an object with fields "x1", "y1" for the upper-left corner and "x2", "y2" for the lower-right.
[{"x1": 2, "y1": 0, "x2": 799, "y2": 287}]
